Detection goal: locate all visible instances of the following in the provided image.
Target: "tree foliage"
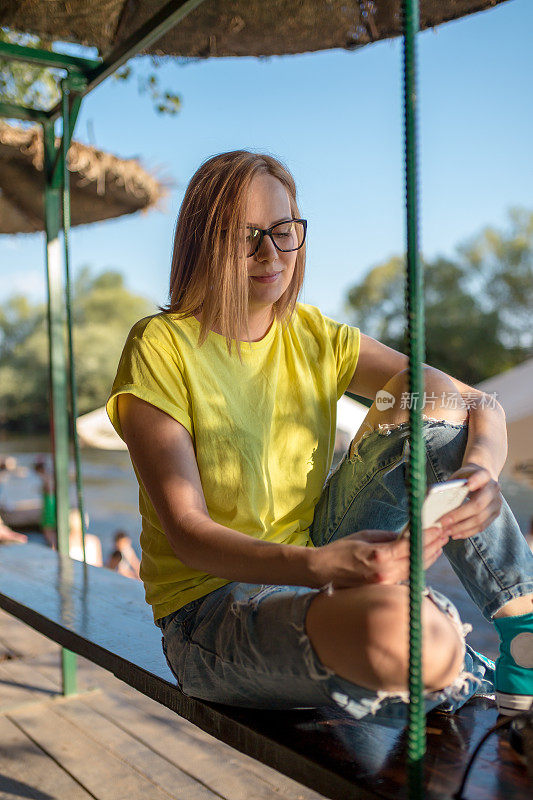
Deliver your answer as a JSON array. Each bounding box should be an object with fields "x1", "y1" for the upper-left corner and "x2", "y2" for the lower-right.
[
  {"x1": 345, "y1": 210, "x2": 533, "y2": 385},
  {"x1": 0, "y1": 28, "x2": 181, "y2": 115},
  {"x1": 0, "y1": 30, "x2": 61, "y2": 110},
  {"x1": 0, "y1": 268, "x2": 155, "y2": 432}
]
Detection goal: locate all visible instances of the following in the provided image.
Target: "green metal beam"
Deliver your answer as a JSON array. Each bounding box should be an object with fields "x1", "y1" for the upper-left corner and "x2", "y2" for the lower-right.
[
  {"x1": 87, "y1": 0, "x2": 208, "y2": 88},
  {"x1": 46, "y1": 0, "x2": 209, "y2": 120},
  {"x1": 43, "y1": 116, "x2": 78, "y2": 696},
  {"x1": 0, "y1": 100, "x2": 48, "y2": 123},
  {"x1": 61, "y1": 647, "x2": 78, "y2": 695},
  {"x1": 42, "y1": 121, "x2": 71, "y2": 556},
  {"x1": 0, "y1": 40, "x2": 100, "y2": 73}
]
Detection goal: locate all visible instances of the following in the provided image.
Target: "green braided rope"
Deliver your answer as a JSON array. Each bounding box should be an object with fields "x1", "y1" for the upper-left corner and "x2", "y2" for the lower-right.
[{"x1": 403, "y1": 0, "x2": 426, "y2": 794}]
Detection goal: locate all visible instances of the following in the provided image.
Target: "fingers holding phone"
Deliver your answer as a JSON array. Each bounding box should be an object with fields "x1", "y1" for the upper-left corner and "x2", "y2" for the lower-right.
[
  {"x1": 438, "y1": 466, "x2": 503, "y2": 540},
  {"x1": 401, "y1": 473, "x2": 502, "y2": 543},
  {"x1": 400, "y1": 479, "x2": 471, "y2": 552}
]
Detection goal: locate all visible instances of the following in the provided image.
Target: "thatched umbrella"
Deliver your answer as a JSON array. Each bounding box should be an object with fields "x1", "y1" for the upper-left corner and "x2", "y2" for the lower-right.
[
  {"x1": 0, "y1": 122, "x2": 166, "y2": 234},
  {"x1": 0, "y1": 1, "x2": 511, "y2": 59}
]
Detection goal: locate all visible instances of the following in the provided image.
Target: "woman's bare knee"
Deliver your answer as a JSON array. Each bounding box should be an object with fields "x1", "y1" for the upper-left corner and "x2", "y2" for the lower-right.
[
  {"x1": 353, "y1": 367, "x2": 468, "y2": 445},
  {"x1": 305, "y1": 584, "x2": 464, "y2": 693}
]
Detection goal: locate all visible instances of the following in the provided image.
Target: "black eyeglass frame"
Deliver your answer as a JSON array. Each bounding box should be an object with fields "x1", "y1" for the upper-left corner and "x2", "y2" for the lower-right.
[{"x1": 246, "y1": 218, "x2": 307, "y2": 257}]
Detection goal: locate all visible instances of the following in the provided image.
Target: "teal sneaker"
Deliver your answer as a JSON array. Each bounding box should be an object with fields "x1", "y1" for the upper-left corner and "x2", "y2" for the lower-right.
[{"x1": 494, "y1": 611, "x2": 533, "y2": 716}]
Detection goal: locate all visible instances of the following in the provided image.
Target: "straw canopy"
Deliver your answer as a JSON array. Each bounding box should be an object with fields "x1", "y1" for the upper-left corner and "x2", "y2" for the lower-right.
[
  {"x1": 1, "y1": 1, "x2": 510, "y2": 59},
  {"x1": 0, "y1": 122, "x2": 166, "y2": 233}
]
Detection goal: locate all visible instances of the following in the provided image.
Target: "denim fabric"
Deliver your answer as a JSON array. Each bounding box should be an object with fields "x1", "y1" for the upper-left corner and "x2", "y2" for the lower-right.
[{"x1": 157, "y1": 419, "x2": 533, "y2": 726}]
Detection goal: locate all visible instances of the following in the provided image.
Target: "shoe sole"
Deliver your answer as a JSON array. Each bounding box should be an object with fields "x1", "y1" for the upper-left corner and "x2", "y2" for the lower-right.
[{"x1": 495, "y1": 690, "x2": 533, "y2": 715}]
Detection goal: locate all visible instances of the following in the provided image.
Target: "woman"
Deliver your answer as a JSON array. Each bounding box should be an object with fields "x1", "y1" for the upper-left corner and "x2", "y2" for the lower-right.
[{"x1": 107, "y1": 151, "x2": 533, "y2": 723}]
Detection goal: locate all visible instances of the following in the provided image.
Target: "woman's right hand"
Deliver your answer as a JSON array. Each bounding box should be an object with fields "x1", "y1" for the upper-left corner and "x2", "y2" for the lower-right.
[{"x1": 309, "y1": 526, "x2": 449, "y2": 589}]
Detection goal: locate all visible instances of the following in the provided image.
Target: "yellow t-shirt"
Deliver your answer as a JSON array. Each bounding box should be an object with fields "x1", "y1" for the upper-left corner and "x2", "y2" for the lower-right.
[{"x1": 106, "y1": 303, "x2": 360, "y2": 621}]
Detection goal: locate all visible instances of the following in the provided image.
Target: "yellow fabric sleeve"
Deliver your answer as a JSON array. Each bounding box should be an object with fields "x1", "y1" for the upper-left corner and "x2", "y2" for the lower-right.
[{"x1": 107, "y1": 317, "x2": 193, "y2": 440}]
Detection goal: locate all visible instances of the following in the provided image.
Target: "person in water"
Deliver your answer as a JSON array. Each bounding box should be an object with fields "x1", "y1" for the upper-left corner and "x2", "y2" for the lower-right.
[
  {"x1": 105, "y1": 530, "x2": 140, "y2": 579},
  {"x1": 107, "y1": 151, "x2": 533, "y2": 723}
]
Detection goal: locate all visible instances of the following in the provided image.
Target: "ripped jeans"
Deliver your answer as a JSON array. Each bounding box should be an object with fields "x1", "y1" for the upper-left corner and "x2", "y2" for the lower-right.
[{"x1": 156, "y1": 420, "x2": 533, "y2": 726}]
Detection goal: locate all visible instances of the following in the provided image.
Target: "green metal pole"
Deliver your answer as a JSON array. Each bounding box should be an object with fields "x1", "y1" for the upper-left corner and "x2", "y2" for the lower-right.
[
  {"x1": 403, "y1": 0, "x2": 426, "y2": 796},
  {"x1": 0, "y1": 101, "x2": 48, "y2": 123},
  {"x1": 43, "y1": 119, "x2": 77, "y2": 696},
  {"x1": 61, "y1": 77, "x2": 88, "y2": 564}
]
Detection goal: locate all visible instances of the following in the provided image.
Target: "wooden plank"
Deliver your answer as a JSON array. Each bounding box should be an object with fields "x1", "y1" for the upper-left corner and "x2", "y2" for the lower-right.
[
  {"x1": 92, "y1": 676, "x2": 326, "y2": 800},
  {"x1": 55, "y1": 698, "x2": 232, "y2": 800},
  {"x1": 0, "y1": 639, "x2": 12, "y2": 661},
  {"x1": 0, "y1": 652, "x2": 61, "y2": 714},
  {"x1": 26, "y1": 653, "x2": 325, "y2": 800},
  {"x1": 0, "y1": 649, "x2": 323, "y2": 800},
  {"x1": 84, "y1": 688, "x2": 323, "y2": 800},
  {"x1": 0, "y1": 609, "x2": 58, "y2": 659},
  {"x1": 0, "y1": 715, "x2": 94, "y2": 800},
  {"x1": 9, "y1": 701, "x2": 179, "y2": 800}
]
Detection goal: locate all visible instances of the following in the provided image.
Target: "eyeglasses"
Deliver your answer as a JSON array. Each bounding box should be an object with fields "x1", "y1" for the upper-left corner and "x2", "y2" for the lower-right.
[{"x1": 246, "y1": 219, "x2": 307, "y2": 258}]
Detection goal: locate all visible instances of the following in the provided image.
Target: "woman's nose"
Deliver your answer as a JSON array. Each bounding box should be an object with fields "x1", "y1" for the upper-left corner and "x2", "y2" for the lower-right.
[{"x1": 256, "y1": 234, "x2": 277, "y2": 261}]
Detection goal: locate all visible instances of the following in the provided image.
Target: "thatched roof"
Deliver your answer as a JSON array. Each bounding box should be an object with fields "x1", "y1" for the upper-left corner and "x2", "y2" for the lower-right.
[
  {"x1": 1, "y1": 1, "x2": 511, "y2": 59},
  {"x1": 0, "y1": 122, "x2": 167, "y2": 233}
]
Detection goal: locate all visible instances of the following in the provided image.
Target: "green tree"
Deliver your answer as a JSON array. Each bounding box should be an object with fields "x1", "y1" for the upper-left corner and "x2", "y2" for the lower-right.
[
  {"x1": 0, "y1": 294, "x2": 49, "y2": 430},
  {"x1": 0, "y1": 268, "x2": 155, "y2": 432},
  {"x1": 458, "y1": 208, "x2": 533, "y2": 352},
  {"x1": 345, "y1": 210, "x2": 533, "y2": 386}
]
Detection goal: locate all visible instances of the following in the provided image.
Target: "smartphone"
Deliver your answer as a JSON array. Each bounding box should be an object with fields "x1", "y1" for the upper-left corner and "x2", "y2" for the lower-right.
[{"x1": 400, "y1": 479, "x2": 469, "y2": 538}]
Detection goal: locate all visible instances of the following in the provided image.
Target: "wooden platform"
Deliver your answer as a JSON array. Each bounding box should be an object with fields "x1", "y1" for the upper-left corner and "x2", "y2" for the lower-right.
[
  {"x1": 0, "y1": 609, "x2": 325, "y2": 800},
  {"x1": 0, "y1": 542, "x2": 531, "y2": 800}
]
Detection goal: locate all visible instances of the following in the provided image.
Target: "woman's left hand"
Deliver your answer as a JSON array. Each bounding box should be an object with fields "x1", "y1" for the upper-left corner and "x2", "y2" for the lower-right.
[{"x1": 439, "y1": 463, "x2": 503, "y2": 540}]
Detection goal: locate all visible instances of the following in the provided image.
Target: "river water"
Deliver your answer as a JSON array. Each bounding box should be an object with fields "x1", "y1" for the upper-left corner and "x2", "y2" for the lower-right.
[{"x1": 1, "y1": 434, "x2": 532, "y2": 660}]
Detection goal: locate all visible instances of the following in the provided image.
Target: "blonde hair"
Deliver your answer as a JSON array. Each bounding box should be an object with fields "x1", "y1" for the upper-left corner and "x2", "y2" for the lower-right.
[{"x1": 161, "y1": 151, "x2": 305, "y2": 353}]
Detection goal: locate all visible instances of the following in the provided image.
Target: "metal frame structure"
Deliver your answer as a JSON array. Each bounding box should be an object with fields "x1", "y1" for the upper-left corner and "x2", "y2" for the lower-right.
[{"x1": 0, "y1": 0, "x2": 427, "y2": 793}]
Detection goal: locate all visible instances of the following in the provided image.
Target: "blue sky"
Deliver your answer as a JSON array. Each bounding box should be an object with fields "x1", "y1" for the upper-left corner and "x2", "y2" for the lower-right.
[{"x1": 1, "y1": 0, "x2": 531, "y2": 321}]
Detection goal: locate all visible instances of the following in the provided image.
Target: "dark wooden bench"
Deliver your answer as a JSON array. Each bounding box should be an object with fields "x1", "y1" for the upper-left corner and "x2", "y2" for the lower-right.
[{"x1": 0, "y1": 542, "x2": 529, "y2": 800}]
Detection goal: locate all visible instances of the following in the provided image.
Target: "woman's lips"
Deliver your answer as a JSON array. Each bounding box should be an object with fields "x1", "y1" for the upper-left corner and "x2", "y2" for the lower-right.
[{"x1": 251, "y1": 273, "x2": 281, "y2": 283}]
